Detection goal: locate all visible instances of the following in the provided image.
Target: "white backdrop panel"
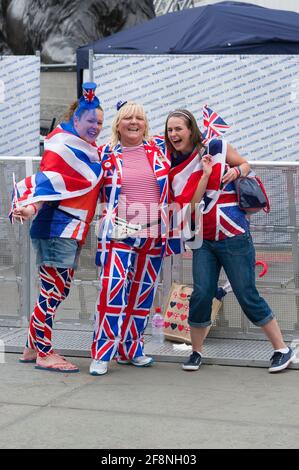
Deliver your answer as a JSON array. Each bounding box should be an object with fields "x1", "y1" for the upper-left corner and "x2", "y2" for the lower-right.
[
  {"x1": 92, "y1": 54, "x2": 299, "y2": 161},
  {"x1": 0, "y1": 56, "x2": 40, "y2": 156}
]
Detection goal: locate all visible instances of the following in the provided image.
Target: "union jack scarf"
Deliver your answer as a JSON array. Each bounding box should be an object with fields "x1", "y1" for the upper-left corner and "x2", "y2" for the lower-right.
[
  {"x1": 169, "y1": 107, "x2": 248, "y2": 240},
  {"x1": 170, "y1": 139, "x2": 248, "y2": 241},
  {"x1": 170, "y1": 104, "x2": 230, "y2": 208},
  {"x1": 10, "y1": 125, "x2": 103, "y2": 242}
]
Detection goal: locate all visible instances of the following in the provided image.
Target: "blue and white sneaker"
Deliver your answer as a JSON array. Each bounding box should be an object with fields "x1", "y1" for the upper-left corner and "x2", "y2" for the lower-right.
[
  {"x1": 269, "y1": 347, "x2": 295, "y2": 373},
  {"x1": 131, "y1": 355, "x2": 154, "y2": 367},
  {"x1": 116, "y1": 358, "x2": 130, "y2": 365},
  {"x1": 89, "y1": 359, "x2": 108, "y2": 376},
  {"x1": 117, "y1": 356, "x2": 154, "y2": 367}
]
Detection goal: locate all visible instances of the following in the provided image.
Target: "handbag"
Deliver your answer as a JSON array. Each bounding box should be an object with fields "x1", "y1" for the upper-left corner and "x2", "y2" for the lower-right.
[
  {"x1": 110, "y1": 216, "x2": 142, "y2": 239},
  {"x1": 163, "y1": 283, "x2": 225, "y2": 343},
  {"x1": 234, "y1": 171, "x2": 270, "y2": 214},
  {"x1": 110, "y1": 217, "x2": 160, "y2": 240},
  {"x1": 95, "y1": 216, "x2": 160, "y2": 240}
]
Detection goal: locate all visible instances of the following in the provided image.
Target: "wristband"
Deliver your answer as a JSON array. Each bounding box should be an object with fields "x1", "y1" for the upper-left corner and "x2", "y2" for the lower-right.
[
  {"x1": 233, "y1": 167, "x2": 241, "y2": 178},
  {"x1": 237, "y1": 165, "x2": 243, "y2": 176},
  {"x1": 28, "y1": 203, "x2": 38, "y2": 215}
]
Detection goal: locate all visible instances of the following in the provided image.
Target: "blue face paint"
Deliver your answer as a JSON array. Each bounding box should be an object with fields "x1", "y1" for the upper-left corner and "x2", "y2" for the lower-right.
[
  {"x1": 74, "y1": 108, "x2": 103, "y2": 143},
  {"x1": 62, "y1": 81, "x2": 103, "y2": 142}
]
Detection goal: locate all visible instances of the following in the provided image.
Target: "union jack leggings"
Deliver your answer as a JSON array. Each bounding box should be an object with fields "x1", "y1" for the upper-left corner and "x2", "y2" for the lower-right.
[
  {"x1": 92, "y1": 239, "x2": 163, "y2": 361},
  {"x1": 26, "y1": 265, "x2": 74, "y2": 356}
]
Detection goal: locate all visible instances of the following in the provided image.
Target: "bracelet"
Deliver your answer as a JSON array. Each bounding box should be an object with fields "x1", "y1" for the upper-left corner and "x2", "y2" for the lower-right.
[
  {"x1": 28, "y1": 203, "x2": 38, "y2": 215},
  {"x1": 237, "y1": 165, "x2": 243, "y2": 177},
  {"x1": 233, "y1": 167, "x2": 241, "y2": 178}
]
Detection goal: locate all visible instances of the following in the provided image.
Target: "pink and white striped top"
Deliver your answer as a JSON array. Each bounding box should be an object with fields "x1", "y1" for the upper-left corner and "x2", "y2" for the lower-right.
[{"x1": 118, "y1": 144, "x2": 160, "y2": 237}]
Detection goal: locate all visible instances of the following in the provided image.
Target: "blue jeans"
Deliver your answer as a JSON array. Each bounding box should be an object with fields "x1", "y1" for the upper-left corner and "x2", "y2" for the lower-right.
[
  {"x1": 189, "y1": 232, "x2": 274, "y2": 327},
  {"x1": 31, "y1": 237, "x2": 81, "y2": 269}
]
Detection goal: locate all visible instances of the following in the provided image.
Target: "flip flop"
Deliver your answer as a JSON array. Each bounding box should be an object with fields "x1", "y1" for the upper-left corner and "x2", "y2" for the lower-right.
[
  {"x1": 19, "y1": 349, "x2": 66, "y2": 364},
  {"x1": 35, "y1": 364, "x2": 79, "y2": 373},
  {"x1": 19, "y1": 347, "x2": 37, "y2": 363},
  {"x1": 35, "y1": 353, "x2": 79, "y2": 373},
  {"x1": 19, "y1": 358, "x2": 36, "y2": 364}
]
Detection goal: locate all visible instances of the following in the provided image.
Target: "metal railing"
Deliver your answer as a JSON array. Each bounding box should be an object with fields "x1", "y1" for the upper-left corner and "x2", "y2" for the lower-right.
[{"x1": 1, "y1": 157, "x2": 299, "y2": 340}]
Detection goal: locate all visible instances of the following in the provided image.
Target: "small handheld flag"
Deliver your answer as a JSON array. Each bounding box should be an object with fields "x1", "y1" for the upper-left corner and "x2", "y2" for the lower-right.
[
  {"x1": 9, "y1": 172, "x2": 23, "y2": 224},
  {"x1": 202, "y1": 104, "x2": 230, "y2": 144}
]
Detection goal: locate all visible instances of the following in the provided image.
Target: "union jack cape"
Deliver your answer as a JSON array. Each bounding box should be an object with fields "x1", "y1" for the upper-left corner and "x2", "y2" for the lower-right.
[
  {"x1": 10, "y1": 125, "x2": 104, "y2": 242},
  {"x1": 170, "y1": 139, "x2": 249, "y2": 241},
  {"x1": 96, "y1": 137, "x2": 184, "y2": 267}
]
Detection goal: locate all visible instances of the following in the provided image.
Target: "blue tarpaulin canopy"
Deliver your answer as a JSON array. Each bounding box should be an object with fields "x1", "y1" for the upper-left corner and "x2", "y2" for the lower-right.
[{"x1": 76, "y1": 1, "x2": 299, "y2": 93}]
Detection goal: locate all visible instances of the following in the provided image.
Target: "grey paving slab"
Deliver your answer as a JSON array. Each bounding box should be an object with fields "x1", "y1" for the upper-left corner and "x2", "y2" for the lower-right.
[
  {"x1": 0, "y1": 354, "x2": 298, "y2": 449},
  {"x1": 0, "y1": 405, "x2": 298, "y2": 450},
  {"x1": 0, "y1": 357, "x2": 93, "y2": 407},
  {"x1": 0, "y1": 404, "x2": 38, "y2": 430},
  {"x1": 53, "y1": 362, "x2": 299, "y2": 427}
]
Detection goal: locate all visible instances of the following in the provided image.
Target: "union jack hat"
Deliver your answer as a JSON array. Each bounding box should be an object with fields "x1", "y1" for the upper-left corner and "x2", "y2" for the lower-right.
[
  {"x1": 77, "y1": 82, "x2": 101, "y2": 113},
  {"x1": 116, "y1": 100, "x2": 127, "y2": 111}
]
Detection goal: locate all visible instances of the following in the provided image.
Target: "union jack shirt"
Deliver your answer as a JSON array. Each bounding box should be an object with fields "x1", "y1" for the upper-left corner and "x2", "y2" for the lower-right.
[
  {"x1": 170, "y1": 139, "x2": 249, "y2": 241},
  {"x1": 12, "y1": 124, "x2": 103, "y2": 243}
]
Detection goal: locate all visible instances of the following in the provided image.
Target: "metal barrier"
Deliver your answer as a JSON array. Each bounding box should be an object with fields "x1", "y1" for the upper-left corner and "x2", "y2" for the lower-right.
[{"x1": 1, "y1": 157, "x2": 299, "y2": 342}]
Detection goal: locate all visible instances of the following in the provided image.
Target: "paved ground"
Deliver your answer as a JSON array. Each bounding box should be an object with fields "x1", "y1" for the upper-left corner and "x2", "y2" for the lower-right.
[{"x1": 0, "y1": 353, "x2": 298, "y2": 449}]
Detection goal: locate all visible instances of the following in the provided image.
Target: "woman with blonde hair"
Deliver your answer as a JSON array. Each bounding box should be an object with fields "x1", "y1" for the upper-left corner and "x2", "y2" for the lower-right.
[{"x1": 90, "y1": 100, "x2": 182, "y2": 376}]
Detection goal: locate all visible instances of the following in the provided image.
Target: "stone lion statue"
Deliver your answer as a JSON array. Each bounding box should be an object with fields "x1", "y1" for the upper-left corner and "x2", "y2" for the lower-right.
[{"x1": 0, "y1": 0, "x2": 155, "y2": 63}]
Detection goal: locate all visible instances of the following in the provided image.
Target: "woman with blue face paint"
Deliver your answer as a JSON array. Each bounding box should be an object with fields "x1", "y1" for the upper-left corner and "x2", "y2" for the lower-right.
[
  {"x1": 63, "y1": 99, "x2": 103, "y2": 144},
  {"x1": 12, "y1": 83, "x2": 104, "y2": 373}
]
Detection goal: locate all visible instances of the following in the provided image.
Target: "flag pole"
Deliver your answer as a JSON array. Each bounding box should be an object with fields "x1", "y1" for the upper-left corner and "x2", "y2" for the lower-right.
[{"x1": 12, "y1": 172, "x2": 23, "y2": 224}]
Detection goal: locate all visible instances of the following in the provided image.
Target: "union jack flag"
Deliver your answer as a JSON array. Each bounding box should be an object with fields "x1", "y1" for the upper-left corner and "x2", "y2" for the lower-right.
[
  {"x1": 169, "y1": 105, "x2": 230, "y2": 205},
  {"x1": 170, "y1": 139, "x2": 248, "y2": 241},
  {"x1": 10, "y1": 126, "x2": 103, "y2": 241},
  {"x1": 15, "y1": 127, "x2": 102, "y2": 205},
  {"x1": 205, "y1": 189, "x2": 249, "y2": 240},
  {"x1": 151, "y1": 135, "x2": 168, "y2": 159},
  {"x1": 8, "y1": 172, "x2": 21, "y2": 224},
  {"x1": 169, "y1": 147, "x2": 203, "y2": 206},
  {"x1": 83, "y1": 87, "x2": 95, "y2": 103},
  {"x1": 202, "y1": 104, "x2": 230, "y2": 144}
]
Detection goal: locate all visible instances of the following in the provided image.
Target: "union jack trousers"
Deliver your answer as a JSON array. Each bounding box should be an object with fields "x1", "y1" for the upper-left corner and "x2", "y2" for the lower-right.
[
  {"x1": 26, "y1": 266, "x2": 74, "y2": 356},
  {"x1": 92, "y1": 238, "x2": 163, "y2": 361}
]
